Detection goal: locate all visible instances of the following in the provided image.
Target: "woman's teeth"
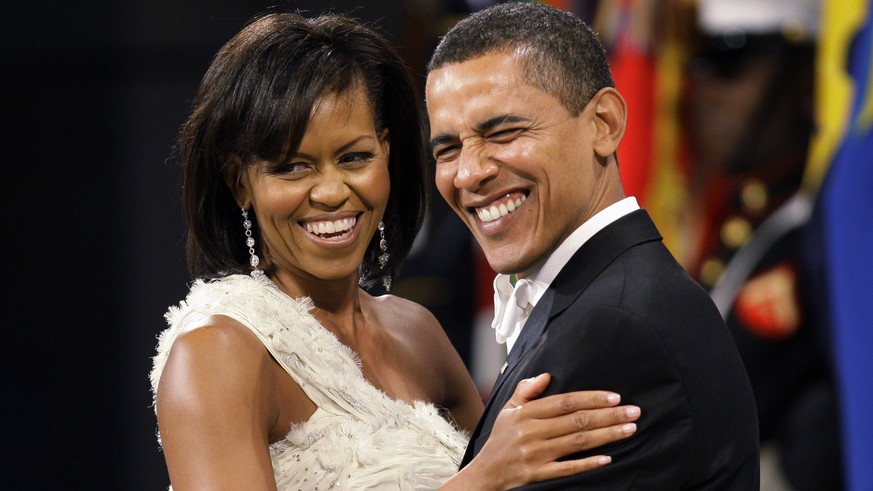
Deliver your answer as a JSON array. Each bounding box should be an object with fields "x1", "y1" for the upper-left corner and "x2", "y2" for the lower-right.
[{"x1": 305, "y1": 216, "x2": 357, "y2": 237}]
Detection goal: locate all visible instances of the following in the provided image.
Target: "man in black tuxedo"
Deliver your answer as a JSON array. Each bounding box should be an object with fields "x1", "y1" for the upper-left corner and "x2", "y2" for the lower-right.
[{"x1": 425, "y1": 3, "x2": 759, "y2": 488}]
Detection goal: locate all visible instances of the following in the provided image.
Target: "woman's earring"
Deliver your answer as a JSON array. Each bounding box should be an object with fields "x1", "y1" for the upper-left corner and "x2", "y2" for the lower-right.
[
  {"x1": 242, "y1": 208, "x2": 265, "y2": 279},
  {"x1": 378, "y1": 221, "x2": 391, "y2": 291}
]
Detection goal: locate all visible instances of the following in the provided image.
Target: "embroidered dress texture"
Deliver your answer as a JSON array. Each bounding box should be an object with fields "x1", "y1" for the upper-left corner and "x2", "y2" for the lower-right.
[{"x1": 150, "y1": 274, "x2": 468, "y2": 490}]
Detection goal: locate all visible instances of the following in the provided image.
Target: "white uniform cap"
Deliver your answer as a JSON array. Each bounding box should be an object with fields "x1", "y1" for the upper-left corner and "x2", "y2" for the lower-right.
[{"x1": 698, "y1": 0, "x2": 822, "y2": 39}]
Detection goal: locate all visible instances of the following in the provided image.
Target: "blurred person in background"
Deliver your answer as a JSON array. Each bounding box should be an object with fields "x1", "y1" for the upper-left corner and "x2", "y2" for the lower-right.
[
  {"x1": 593, "y1": 0, "x2": 846, "y2": 487},
  {"x1": 681, "y1": 1, "x2": 844, "y2": 489}
]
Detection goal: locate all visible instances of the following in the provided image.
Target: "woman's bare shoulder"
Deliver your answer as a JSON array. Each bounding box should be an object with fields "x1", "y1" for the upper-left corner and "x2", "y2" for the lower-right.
[
  {"x1": 173, "y1": 315, "x2": 267, "y2": 360},
  {"x1": 367, "y1": 294, "x2": 441, "y2": 333},
  {"x1": 157, "y1": 315, "x2": 271, "y2": 411},
  {"x1": 363, "y1": 293, "x2": 459, "y2": 375}
]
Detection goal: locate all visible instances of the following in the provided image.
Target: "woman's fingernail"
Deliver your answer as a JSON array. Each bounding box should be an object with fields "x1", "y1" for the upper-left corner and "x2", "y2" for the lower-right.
[
  {"x1": 625, "y1": 406, "x2": 640, "y2": 418},
  {"x1": 606, "y1": 393, "x2": 621, "y2": 404},
  {"x1": 598, "y1": 456, "x2": 612, "y2": 465},
  {"x1": 622, "y1": 423, "x2": 637, "y2": 434}
]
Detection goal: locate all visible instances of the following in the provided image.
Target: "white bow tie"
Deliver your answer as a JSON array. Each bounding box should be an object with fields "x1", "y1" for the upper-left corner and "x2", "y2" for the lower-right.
[{"x1": 492, "y1": 276, "x2": 538, "y2": 346}]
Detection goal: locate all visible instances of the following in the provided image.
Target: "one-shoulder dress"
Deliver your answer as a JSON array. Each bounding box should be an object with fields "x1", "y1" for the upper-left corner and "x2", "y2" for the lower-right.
[{"x1": 150, "y1": 274, "x2": 468, "y2": 490}]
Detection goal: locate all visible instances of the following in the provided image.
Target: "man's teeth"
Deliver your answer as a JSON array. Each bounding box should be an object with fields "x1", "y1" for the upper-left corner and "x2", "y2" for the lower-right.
[
  {"x1": 305, "y1": 216, "x2": 357, "y2": 237},
  {"x1": 477, "y1": 195, "x2": 527, "y2": 222}
]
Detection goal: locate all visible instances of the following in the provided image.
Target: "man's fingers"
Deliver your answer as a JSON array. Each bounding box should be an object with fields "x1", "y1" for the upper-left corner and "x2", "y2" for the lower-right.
[{"x1": 503, "y1": 373, "x2": 552, "y2": 410}]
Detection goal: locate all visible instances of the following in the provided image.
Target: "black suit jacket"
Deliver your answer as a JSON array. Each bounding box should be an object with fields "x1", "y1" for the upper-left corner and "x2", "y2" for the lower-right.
[{"x1": 462, "y1": 210, "x2": 759, "y2": 490}]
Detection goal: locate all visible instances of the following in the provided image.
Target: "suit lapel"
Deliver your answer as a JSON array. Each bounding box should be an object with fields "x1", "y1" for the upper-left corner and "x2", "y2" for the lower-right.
[
  {"x1": 491, "y1": 289, "x2": 554, "y2": 394},
  {"x1": 495, "y1": 210, "x2": 662, "y2": 386},
  {"x1": 480, "y1": 289, "x2": 554, "y2": 417},
  {"x1": 461, "y1": 290, "x2": 556, "y2": 465},
  {"x1": 462, "y1": 210, "x2": 663, "y2": 466},
  {"x1": 548, "y1": 209, "x2": 661, "y2": 317}
]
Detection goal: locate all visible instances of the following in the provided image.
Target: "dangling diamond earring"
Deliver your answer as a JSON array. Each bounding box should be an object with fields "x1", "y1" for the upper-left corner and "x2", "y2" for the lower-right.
[
  {"x1": 242, "y1": 208, "x2": 265, "y2": 279},
  {"x1": 357, "y1": 220, "x2": 392, "y2": 291},
  {"x1": 378, "y1": 221, "x2": 391, "y2": 291}
]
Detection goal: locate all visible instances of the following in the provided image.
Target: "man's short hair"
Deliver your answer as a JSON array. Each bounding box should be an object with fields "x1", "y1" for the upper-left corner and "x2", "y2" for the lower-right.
[{"x1": 428, "y1": 2, "x2": 614, "y2": 115}]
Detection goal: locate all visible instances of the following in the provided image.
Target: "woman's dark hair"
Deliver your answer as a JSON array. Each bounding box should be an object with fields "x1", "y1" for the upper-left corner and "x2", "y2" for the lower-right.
[{"x1": 177, "y1": 12, "x2": 428, "y2": 284}]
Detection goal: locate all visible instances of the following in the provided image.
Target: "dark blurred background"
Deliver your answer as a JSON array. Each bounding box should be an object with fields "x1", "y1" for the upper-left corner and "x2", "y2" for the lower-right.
[{"x1": 4, "y1": 1, "x2": 870, "y2": 489}]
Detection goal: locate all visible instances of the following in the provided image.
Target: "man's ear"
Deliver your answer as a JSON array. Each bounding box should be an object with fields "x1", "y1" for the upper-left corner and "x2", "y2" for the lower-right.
[
  {"x1": 223, "y1": 155, "x2": 250, "y2": 209},
  {"x1": 590, "y1": 87, "x2": 627, "y2": 158}
]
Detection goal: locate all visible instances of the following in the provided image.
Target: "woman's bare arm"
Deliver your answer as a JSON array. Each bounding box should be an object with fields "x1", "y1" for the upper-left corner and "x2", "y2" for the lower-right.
[{"x1": 155, "y1": 318, "x2": 279, "y2": 490}]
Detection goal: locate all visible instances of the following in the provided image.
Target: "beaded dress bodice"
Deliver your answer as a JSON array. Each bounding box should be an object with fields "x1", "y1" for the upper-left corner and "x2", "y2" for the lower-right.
[{"x1": 150, "y1": 274, "x2": 468, "y2": 490}]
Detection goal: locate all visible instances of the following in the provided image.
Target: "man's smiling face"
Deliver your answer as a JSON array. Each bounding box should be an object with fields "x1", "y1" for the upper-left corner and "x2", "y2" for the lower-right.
[{"x1": 427, "y1": 52, "x2": 606, "y2": 277}]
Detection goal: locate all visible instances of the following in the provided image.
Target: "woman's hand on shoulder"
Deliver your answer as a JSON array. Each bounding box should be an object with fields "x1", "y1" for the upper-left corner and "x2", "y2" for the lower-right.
[
  {"x1": 442, "y1": 373, "x2": 640, "y2": 490},
  {"x1": 155, "y1": 316, "x2": 279, "y2": 490}
]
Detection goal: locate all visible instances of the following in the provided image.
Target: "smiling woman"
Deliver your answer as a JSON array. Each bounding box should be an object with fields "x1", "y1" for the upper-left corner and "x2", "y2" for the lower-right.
[
  {"x1": 149, "y1": 10, "x2": 641, "y2": 491},
  {"x1": 231, "y1": 86, "x2": 392, "y2": 289},
  {"x1": 175, "y1": 13, "x2": 426, "y2": 289}
]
